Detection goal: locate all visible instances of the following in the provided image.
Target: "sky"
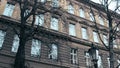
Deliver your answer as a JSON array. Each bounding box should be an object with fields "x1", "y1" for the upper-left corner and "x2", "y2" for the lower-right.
[{"x1": 91, "y1": 0, "x2": 119, "y2": 11}]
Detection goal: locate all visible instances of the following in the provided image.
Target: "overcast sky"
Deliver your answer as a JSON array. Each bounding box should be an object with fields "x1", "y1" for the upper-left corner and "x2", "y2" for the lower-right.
[{"x1": 91, "y1": 0, "x2": 117, "y2": 10}]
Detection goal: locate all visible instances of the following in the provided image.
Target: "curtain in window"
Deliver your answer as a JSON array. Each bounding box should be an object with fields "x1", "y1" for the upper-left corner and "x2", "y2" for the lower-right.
[
  {"x1": 31, "y1": 39, "x2": 41, "y2": 57},
  {"x1": 0, "y1": 30, "x2": 6, "y2": 48},
  {"x1": 12, "y1": 35, "x2": 19, "y2": 52},
  {"x1": 35, "y1": 14, "x2": 44, "y2": 26}
]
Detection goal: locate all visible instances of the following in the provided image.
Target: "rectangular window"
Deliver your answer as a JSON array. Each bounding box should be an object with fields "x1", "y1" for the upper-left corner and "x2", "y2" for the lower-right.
[
  {"x1": 52, "y1": 0, "x2": 59, "y2": 7},
  {"x1": 49, "y1": 44, "x2": 58, "y2": 60},
  {"x1": 107, "y1": 57, "x2": 110, "y2": 68},
  {"x1": 50, "y1": 17, "x2": 59, "y2": 30},
  {"x1": 69, "y1": 24, "x2": 76, "y2": 36},
  {"x1": 11, "y1": 35, "x2": 19, "y2": 52},
  {"x1": 35, "y1": 14, "x2": 44, "y2": 26},
  {"x1": 79, "y1": 9, "x2": 85, "y2": 18},
  {"x1": 85, "y1": 52, "x2": 92, "y2": 67},
  {"x1": 113, "y1": 40, "x2": 117, "y2": 48},
  {"x1": 3, "y1": 4, "x2": 15, "y2": 16},
  {"x1": 99, "y1": 16, "x2": 104, "y2": 25},
  {"x1": 93, "y1": 31, "x2": 99, "y2": 43},
  {"x1": 68, "y1": 5, "x2": 74, "y2": 14},
  {"x1": 70, "y1": 48, "x2": 77, "y2": 64},
  {"x1": 103, "y1": 35, "x2": 108, "y2": 46},
  {"x1": 90, "y1": 13, "x2": 94, "y2": 21},
  {"x1": 98, "y1": 55, "x2": 103, "y2": 68},
  {"x1": 81, "y1": 27, "x2": 88, "y2": 39},
  {"x1": 31, "y1": 39, "x2": 41, "y2": 57},
  {"x1": 0, "y1": 30, "x2": 6, "y2": 49}
]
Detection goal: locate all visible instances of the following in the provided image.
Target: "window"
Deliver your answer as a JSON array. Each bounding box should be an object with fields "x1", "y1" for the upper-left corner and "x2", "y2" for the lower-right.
[
  {"x1": 70, "y1": 48, "x2": 77, "y2": 64},
  {"x1": 85, "y1": 52, "x2": 92, "y2": 67},
  {"x1": 103, "y1": 35, "x2": 108, "y2": 46},
  {"x1": 68, "y1": 4, "x2": 74, "y2": 14},
  {"x1": 79, "y1": 8, "x2": 85, "y2": 18},
  {"x1": 31, "y1": 39, "x2": 41, "y2": 57},
  {"x1": 69, "y1": 24, "x2": 76, "y2": 36},
  {"x1": 0, "y1": 30, "x2": 6, "y2": 49},
  {"x1": 93, "y1": 31, "x2": 99, "y2": 43},
  {"x1": 117, "y1": 60, "x2": 120, "y2": 68},
  {"x1": 49, "y1": 44, "x2": 58, "y2": 60},
  {"x1": 52, "y1": 0, "x2": 59, "y2": 7},
  {"x1": 3, "y1": 3, "x2": 15, "y2": 16},
  {"x1": 99, "y1": 16, "x2": 104, "y2": 25},
  {"x1": 37, "y1": 0, "x2": 46, "y2": 3},
  {"x1": 50, "y1": 17, "x2": 59, "y2": 30},
  {"x1": 113, "y1": 40, "x2": 117, "y2": 48},
  {"x1": 35, "y1": 14, "x2": 44, "y2": 26},
  {"x1": 107, "y1": 57, "x2": 110, "y2": 68},
  {"x1": 11, "y1": 35, "x2": 19, "y2": 52},
  {"x1": 24, "y1": 9, "x2": 30, "y2": 17},
  {"x1": 98, "y1": 55, "x2": 103, "y2": 68},
  {"x1": 90, "y1": 12, "x2": 94, "y2": 21},
  {"x1": 81, "y1": 27, "x2": 88, "y2": 39}
]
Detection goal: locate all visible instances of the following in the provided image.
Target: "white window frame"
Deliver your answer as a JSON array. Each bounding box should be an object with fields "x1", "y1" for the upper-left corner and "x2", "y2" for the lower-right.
[
  {"x1": 99, "y1": 16, "x2": 104, "y2": 25},
  {"x1": 93, "y1": 31, "x2": 99, "y2": 43},
  {"x1": 70, "y1": 48, "x2": 78, "y2": 64},
  {"x1": 50, "y1": 17, "x2": 59, "y2": 30},
  {"x1": 49, "y1": 44, "x2": 58, "y2": 60},
  {"x1": 52, "y1": 0, "x2": 59, "y2": 7},
  {"x1": 68, "y1": 4, "x2": 74, "y2": 14},
  {"x1": 31, "y1": 39, "x2": 41, "y2": 57},
  {"x1": 85, "y1": 52, "x2": 92, "y2": 67},
  {"x1": 69, "y1": 24, "x2": 76, "y2": 36},
  {"x1": 81, "y1": 27, "x2": 88, "y2": 40},
  {"x1": 11, "y1": 35, "x2": 19, "y2": 52},
  {"x1": 0, "y1": 30, "x2": 6, "y2": 49},
  {"x1": 79, "y1": 8, "x2": 85, "y2": 18},
  {"x1": 3, "y1": 3, "x2": 15, "y2": 16},
  {"x1": 35, "y1": 14, "x2": 44, "y2": 26}
]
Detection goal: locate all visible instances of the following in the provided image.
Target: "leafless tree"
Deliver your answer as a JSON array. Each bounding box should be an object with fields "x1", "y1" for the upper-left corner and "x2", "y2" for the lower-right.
[{"x1": 88, "y1": 0, "x2": 120, "y2": 68}]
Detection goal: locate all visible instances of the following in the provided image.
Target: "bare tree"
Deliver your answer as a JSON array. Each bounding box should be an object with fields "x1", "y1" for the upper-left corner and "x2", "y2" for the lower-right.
[{"x1": 88, "y1": 0, "x2": 120, "y2": 68}]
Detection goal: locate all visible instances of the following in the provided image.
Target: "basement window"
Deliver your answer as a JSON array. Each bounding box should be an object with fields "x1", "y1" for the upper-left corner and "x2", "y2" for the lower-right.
[
  {"x1": 31, "y1": 39, "x2": 41, "y2": 57},
  {"x1": 11, "y1": 35, "x2": 19, "y2": 52},
  {"x1": 3, "y1": 3, "x2": 15, "y2": 17},
  {"x1": 0, "y1": 30, "x2": 6, "y2": 49},
  {"x1": 48, "y1": 44, "x2": 58, "y2": 60}
]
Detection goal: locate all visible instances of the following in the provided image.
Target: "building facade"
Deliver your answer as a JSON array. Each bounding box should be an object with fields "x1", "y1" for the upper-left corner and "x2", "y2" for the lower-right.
[{"x1": 0, "y1": 0, "x2": 120, "y2": 68}]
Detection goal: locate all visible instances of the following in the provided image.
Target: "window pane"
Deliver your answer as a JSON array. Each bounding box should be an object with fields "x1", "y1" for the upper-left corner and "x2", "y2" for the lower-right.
[
  {"x1": 79, "y1": 9, "x2": 85, "y2": 18},
  {"x1": 50, "y1": 17, "x2": 59, "y2": 30},
  {"x1": 82, "y1": 28, "x2": 88, "y2": 39},
  {"x1": 35, "y1": 14, "x2": 44, "y2": 26},
  {"x1": 103, "y1": 35, "x2": 108, "y2": 46},
  {"x1": 52, "y1": 0, "x2": 59, "y2": 7},
  {"x1": 0, "y1": 30, "x2": 6, "y2": 48},
  {"x1": 93, "y1": 31, "x2": 99, "y2": 43},
  {"x1": 99, "y1": 16, "x2": 104, "y2": 25},
  {"x1": 69, "y1": 24, "x2": 76, "y2": 36},
  {"x1": 70, "y1": 48, "x2": 77, "y2": 64},
  {"x1": 49, "y1": 44, "x2": 58, "y2": 59},
  {"x1": 31, "y1": 39, "x2": 41, "y2": 57},
  {"x1": 68, "y1": 5, "x2": 74, "y2": 14},
  {"x1": 3, "y1": 4, "x2": 15, "y2": 16},
  {"x1": 90, "y1": 13, "x2": 94, "y2": 21},
  {"x1": 12, "y1": 35, "x2": 19, "y2": 52},
  {"x1": 85, "y1": 52, "x2": 91, "y2": 67}
]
